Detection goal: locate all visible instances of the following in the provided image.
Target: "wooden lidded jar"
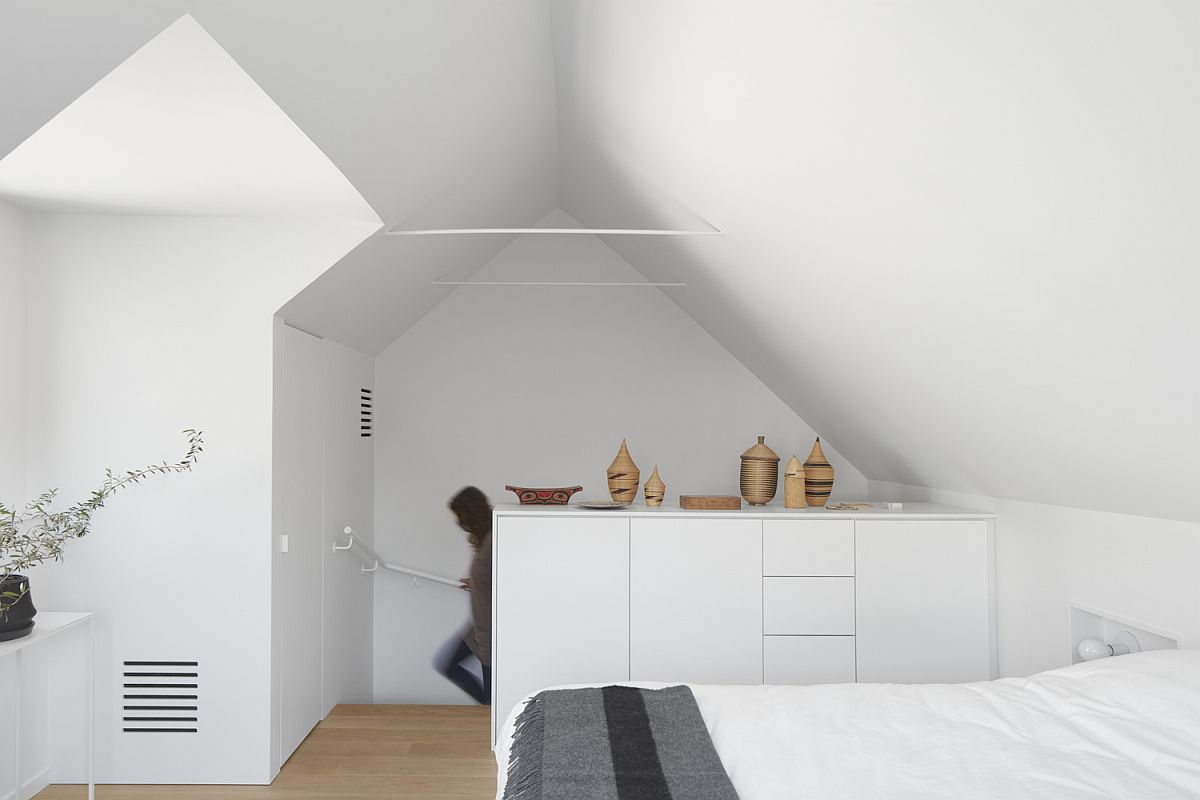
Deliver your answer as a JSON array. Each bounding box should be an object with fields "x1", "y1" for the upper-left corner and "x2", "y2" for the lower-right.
[
  {"x1": 607, "y1": 439, "x2": 640, "y2": 504},
  {"x1": 803, "y1": 437, "x2": 835, "y2": 507},
  {"x1": 784, "y1": 455, "x2": 807, "y2": 509},
  {"x1": 644, "y1": 465, "x2": 666, "y2": 507},
  {"x1": 740, "y1": 435, "x2": 780, "y2": 505}
]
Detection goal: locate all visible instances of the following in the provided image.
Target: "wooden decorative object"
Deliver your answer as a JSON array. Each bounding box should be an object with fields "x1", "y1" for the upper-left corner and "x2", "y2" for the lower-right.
[
  {"x1": 739, "y1": 435, "x2": 780, "y2": 505},
  {"x1": 644, "y1": 465, "x2": 666, "y2": 507},
  {"x1": 784, "y1": 455, "x2": 807, "y2": 509},
  {"x1": 679, "y1": 495, "x2": 742, "y2": 510},
  {"x1": 505, "y1": 485, "x2": 583, "y2": 505},
  {"x1": 606, "y1": 438, "x2": 641, "y2": 504},
  {"x1": 803, "y1": 437, "x2": 835, "y2": 507}
]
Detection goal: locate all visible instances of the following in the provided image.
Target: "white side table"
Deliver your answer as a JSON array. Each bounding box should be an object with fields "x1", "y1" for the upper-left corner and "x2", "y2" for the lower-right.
[{"x1": 0, "y1": 611, "x2": 95, "y2": 800}]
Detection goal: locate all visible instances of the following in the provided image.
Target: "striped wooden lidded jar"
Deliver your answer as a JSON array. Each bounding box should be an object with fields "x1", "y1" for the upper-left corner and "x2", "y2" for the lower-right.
[
  {"x1": 802, "y1": 437, "x2": 835, "y2": 507},
  {"x1": 740, "y1": 435, "x2": 780, "y2": 505}
]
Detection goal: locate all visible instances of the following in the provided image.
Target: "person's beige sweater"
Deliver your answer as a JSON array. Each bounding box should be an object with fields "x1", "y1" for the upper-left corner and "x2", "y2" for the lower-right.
[{"x1": 463, "y1": 532, "x2": 492, "y2": 666}]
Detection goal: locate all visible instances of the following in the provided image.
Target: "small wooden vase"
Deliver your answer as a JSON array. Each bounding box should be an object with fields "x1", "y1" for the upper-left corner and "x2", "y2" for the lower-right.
[
  {"x1": 803, "y1": 437, "x2": 835, "y2": 507},
  {"x1": 644, "y1": 465, "x2": 665, "y2": 507},
  {"x1": 607, "y1": 439, "x2": 641, "y2": 504},
  {"x1": 784, "y1": 455, "x2": 807, "y2": 509},
  {"x1": 740, "y1": 435, "x2": 780, "y2": 505}
]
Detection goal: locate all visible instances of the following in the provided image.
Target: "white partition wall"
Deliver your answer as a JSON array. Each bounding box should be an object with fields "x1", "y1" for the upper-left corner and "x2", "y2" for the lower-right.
[
  {"x1": 0, "y1": 199, "x2": 26, "y2": 507},
  {"x1": 273, "y1": 322, "x2": 375, "y2": 770},
  {"x1": 276, "y1": 326, "x2": 327, "y2": 762}
]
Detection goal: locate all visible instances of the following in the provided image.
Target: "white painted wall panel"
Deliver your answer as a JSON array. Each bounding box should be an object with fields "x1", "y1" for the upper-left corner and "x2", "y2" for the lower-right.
[
  {"x1": 0, "y1": 199, "x2": 26, "y2": 506},
  {"x1": 24, "y1": 215, "x2": 371, "y2": 784},
  {"x1": 320, "y1": 342, "x2": 374, "y2": 714},
  {"x1": 277, "y1": 326, "x2": 325, "y2": 764}
]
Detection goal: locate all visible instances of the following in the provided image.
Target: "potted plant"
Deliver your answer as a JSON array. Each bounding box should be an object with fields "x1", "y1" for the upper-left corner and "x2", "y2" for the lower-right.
[{"x1": 0, "y1": 429, "x2": 203, "y2": 641}]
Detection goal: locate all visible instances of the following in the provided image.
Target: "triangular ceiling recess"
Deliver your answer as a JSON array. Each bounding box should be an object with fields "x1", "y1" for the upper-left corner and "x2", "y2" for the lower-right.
[{"x1": 0, "y1": 15, "x2": 380, "y2": 225}]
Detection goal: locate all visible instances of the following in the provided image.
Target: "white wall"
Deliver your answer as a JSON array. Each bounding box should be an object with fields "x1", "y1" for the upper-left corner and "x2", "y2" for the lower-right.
[
  {"x1": 320, "y1": 338, "x2": 374, "y2": 713},
  {"x1": 372, "y1": 211, "x2": 867, "y2": 703},
  {"x1": 272, "y1": 325, "x2": 374, "y2": 771},
  {"x1": 0, "y1": 199, "x2": 26, "y2": 505},
  {"x1": 871, "y1": 480, "x2": 1200, "y2": 679},
  {"x1": 23, "y1": 213, "x2": 374, "y2": 784}
]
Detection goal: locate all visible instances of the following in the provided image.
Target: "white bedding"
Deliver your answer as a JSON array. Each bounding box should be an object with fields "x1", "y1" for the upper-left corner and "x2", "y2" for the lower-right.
[{"x1": 497, "y1": 650, "x2": 1200, "y2": 799}]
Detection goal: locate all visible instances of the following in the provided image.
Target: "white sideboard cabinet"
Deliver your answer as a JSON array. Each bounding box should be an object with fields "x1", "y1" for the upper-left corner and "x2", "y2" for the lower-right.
[{"x1": 491, "y1": 503, "x2": 996, "y2": 745}]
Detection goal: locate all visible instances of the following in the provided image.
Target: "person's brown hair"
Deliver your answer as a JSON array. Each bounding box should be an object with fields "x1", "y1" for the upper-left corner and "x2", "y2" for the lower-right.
[{"x1": 449, "y1": 486, "x2": 492, "y2": 550}]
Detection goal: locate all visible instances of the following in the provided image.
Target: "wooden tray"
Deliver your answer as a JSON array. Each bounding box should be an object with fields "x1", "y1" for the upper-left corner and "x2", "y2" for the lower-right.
[{"x1": 679, "y1": 495, "x2": 742, "y2": 510}]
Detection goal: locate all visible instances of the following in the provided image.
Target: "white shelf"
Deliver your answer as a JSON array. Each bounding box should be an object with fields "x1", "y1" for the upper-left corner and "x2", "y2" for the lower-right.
[{"x1": 0, "y1": 611, "x2": 93, "y2": 657}]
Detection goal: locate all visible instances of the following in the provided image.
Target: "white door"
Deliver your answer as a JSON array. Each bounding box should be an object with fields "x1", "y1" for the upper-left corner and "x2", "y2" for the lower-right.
[
  {"x1": 855, "y1": 520, "x2": 993, "y2": 683},
  {"x1": 277, "y1": 325, "x2": 326, "y2": 764},
  {"x1": 493, "y1": 515, "x2": 629, "y2": 746},
  {"x1": 630, "y1": 517, "x2": 762, "y2": 684}
]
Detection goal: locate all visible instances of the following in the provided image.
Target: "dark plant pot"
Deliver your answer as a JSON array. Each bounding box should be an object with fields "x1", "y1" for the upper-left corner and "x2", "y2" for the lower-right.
[{"x1": 0, "y1": 574, "x2": 37, "y2": 641}]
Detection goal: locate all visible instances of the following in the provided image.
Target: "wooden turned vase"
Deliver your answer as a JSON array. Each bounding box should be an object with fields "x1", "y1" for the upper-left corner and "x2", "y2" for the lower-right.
[
  {"x1": 644, "y1": 465, "x2": 666, "y2": 507},
  {"x1": 802, "y1": 437, "x2": 835, "y2": 507},
  {"x1": 607, "y1": 439, "x2": 640, "y2": 504},
  {"x1": 739, "y1": 435, "x2": 780, "y2": 506},
  {"x1": 784, "y1": 455, "x2": 807, "y2": 509}
]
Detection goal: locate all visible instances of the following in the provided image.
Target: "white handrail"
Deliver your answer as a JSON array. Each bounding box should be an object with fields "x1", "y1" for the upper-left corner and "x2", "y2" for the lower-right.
[{"x1": 333, "y1": 527, "x2": 462, "y2": 588}]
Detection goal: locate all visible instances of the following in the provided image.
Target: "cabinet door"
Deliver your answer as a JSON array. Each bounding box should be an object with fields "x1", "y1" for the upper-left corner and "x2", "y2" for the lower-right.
[
  {"x1": 493, "y1": 515, "x2": 629, "y2": 744},
  {"x1": 855, "y1": 520, "x2": 993, "y2": 683},
  {"x1": 630, "y1": 518, "x2": 762, "y2": 684}
]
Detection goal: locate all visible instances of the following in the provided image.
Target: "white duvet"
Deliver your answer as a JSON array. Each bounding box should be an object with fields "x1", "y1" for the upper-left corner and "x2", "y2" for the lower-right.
[{"x1": 497, "y1": 650, "x2": 1200, "y2": 799}]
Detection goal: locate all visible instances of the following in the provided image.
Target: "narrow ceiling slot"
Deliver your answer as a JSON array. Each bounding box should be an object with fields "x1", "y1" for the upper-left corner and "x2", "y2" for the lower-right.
[
  {"x1": 361, "y1": 388, "x2": 373, "y2": 438},
  {"x1": 121, "y1": 660, "x2": 199, "y2": 733}
]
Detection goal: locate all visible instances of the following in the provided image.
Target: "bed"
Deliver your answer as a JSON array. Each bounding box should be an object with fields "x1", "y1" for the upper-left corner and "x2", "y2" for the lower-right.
[{"x1": 496, "y1": 649, "x2": 1200, "y2": 799}]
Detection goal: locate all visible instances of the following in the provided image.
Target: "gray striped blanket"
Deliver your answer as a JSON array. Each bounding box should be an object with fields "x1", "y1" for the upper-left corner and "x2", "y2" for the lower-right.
[{"x1": 503, "y1": 685, "x2": 740, "y2": 800}]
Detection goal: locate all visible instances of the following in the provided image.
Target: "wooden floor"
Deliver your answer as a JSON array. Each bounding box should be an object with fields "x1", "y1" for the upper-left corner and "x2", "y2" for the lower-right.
[{"x1": 35, "y1": 705, "x2": 497, "y2": 800}]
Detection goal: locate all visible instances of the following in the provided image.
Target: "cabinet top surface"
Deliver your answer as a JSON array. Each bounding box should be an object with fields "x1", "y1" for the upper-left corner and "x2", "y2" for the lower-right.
[
  {"x1": 493, "y1": 501, "x2": 994, "y2": 520},
  {"x1": 0, "y1": 611, "x2": 94, "y2": 657}
]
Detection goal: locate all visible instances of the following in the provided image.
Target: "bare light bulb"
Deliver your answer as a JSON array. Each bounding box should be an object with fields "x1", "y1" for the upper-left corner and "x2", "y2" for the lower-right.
[{"x1": 1077, "y1": 637, "x2": 1113, "y2": 661}]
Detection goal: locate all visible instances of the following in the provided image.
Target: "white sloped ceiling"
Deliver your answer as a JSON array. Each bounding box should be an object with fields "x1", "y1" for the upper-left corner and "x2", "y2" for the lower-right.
[
  {"x1": 551, "y1": 0, "x2": 1200, "y2": 523},
  {"x1": 0, "y1": 1, "x2": 560, "y2": 353},
  {"x1": 3, "y1": 2, "x2": 1194, "y2": 521}
]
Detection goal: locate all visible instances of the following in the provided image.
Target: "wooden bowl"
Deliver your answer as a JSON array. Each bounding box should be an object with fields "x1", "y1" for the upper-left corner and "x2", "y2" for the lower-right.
[{"x1": 505, "y1": 485, "x2": 584, "y2": 505}]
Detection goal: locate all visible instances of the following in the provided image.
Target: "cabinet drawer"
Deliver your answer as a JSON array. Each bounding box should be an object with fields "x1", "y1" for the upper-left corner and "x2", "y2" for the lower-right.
[
  {"x1": 764, "y1": 636, "x2": 856, "y2": 685},
  {"x1": 763, "y1": 577, "x2": 855, "y2": 634},
  {"x1": 763, "y1": 520, "x2": 854, "y2": 576}
]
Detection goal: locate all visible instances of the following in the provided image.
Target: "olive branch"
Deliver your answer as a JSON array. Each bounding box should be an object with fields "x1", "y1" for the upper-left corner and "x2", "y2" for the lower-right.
[{"x1": 1, "y1": 429, "x2": 203, "y2": 616}]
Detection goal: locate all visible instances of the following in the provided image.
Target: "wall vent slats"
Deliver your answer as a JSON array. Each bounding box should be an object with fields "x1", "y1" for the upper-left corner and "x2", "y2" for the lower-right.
[
  {"x1": 121, "y1": 660, "x2": 199, "y2": 734},
  {"x1": 360, "y1": 387, "x2": 373, "y2": 438}
]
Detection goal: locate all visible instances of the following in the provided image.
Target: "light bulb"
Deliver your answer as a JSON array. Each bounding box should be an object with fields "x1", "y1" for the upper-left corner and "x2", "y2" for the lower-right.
[{"x1": 1077, "y1": 637, "x2": 1113, "y2": 661}]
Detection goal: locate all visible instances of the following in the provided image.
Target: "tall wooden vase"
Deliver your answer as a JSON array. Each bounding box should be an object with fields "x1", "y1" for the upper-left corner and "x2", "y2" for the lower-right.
[
  {"x1": 784, "y1": 455, "x2": 807, "y2": 509},
  {"x1": 803, "y1": 437, "x2": 835, "y2": 507},
  {"x1": 740, "y1": 435, "x2": 780, "y2": 505},
  {"x1": 644, "y1": 465, "x2": 665, "y2": 507},
  {"x1": 607, "y1": 439, "x2": 640, "y2": 504}
]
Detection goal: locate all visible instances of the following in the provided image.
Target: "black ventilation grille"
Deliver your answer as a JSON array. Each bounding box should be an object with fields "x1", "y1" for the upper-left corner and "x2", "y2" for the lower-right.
[
  {"x1": 360, "y1": 388, "x2": 373, "y2": 438},
  {"x1": 121, "y1": 661, "x2": 199, "y2": 733}
]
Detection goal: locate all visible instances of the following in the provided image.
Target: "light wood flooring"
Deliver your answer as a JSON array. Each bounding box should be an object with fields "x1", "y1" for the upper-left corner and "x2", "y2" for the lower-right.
[{"x1": 35, "y1": 705, "x2": 497, "y2": 800}]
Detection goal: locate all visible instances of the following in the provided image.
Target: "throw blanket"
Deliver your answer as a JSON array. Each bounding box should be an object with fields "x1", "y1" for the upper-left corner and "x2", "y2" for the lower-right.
[{"x1": 503, "y1": 684, "x2": 740, "y2": 800}]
